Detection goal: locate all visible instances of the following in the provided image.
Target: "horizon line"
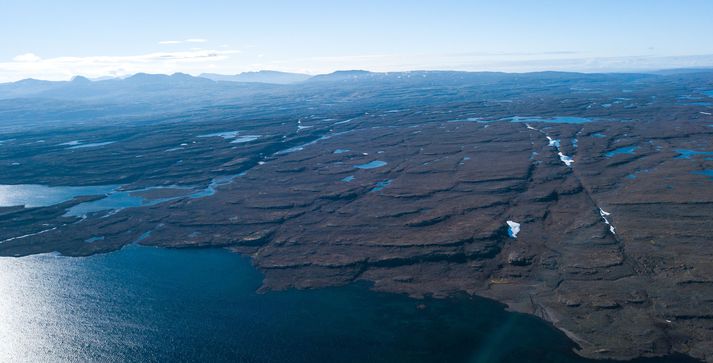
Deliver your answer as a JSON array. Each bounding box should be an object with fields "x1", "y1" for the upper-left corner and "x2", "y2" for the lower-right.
[
  {"x1": 4, "y1": 51, "x2": 713, "y2": 83},
  {"x1": 6, "y1": 66, "x2": 713, "y2": 84}
]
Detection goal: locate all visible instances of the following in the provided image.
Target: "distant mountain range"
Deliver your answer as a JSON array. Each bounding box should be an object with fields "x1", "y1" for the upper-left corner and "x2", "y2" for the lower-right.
[
  {"x1": 0, "y1": 70, "x2": 386, "y2": 100},
  {"x1": 199, "y1": 70, "x2": 312, "y2": 84},
  {"x1": 0, "y1": 70, "x2": 685, "y2": 108},
  {"x1": 0, "y1": 69, "x2": 694, "y2": 107},
  {"x1": 5, "y1": 66, "x2": 713, "y2": 92},
  {"x1": 8, "y1": 68, "x2": 711, "y2": 103}
]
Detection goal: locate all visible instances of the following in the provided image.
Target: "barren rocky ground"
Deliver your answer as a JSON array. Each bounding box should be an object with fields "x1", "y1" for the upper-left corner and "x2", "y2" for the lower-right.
[{"x1": 1, "y1": 71, "x2": 712, "y2": 362}]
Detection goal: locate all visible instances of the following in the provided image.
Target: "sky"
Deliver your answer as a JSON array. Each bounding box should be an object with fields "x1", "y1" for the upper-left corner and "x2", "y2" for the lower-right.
[{"x1": 1, "y1": 0, "x2": 713, "y2": 81}]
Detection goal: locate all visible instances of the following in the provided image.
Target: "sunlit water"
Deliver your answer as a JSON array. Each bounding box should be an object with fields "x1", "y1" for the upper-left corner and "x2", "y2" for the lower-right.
[
  {"x1": 0, "y1": 246, "x2": 699, "y2": 363},
  {"x1": 0, "y1": 177, "x2": 235, "y2": 217},
  {"x1": 0, "y1": 184, "x2": 115, "y2": 208}
]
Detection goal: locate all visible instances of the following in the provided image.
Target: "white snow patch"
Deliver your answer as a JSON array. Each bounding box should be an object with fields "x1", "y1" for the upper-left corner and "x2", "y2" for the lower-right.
[
  {"x1": 599, "y1": 208, "x2": 616, "y2": 235},
  {"x1": 506, "y1": 220, "x2": 521, "y2": 238},
  {"x1": 558, "y1": 152, "x2": 575, "y2": 167},
  {"x1": 544, "y1": 135, "x2": 574, "y2": 167},
  {"x1": 546, "y1": 136, "x2": 561, "y2": 148}
]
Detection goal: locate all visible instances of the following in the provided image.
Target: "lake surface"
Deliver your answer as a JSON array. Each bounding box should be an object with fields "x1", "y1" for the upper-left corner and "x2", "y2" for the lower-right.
[
  {"x1": 355, "y1": 160, "x2": 387, "y2": 169},
  {"x1": 0, "y1": 177, "x2": 236, "y2": 217},
  {"x1": 505, "y1": 116, "x2": 593, "y2": 124},
  {"x1": 675, "y1": 149, "x2": 713, "y2": 159},
  {"x1": 197, "y1": 131, "x2": 260, "y2": 144},
  {"x1": 448, "y1": 117, "x2": 483, "y2": 123},
  {"x1": 693, "y1": 170, "x2": 713, "y2": 179},
  {"x1": 605, "y1": 146, "x2": 637, "y2": 158},
  {"x1": 0, "y1": 246, "x2": 698, "y2": 363},
  {"x1": 63, "y1": 187, "x2": 180, "y2": 217},
  {"x1": 371, "y1": 179, "x2": 392, "y2": 192},
  {"x1": 198, "y1": 131, "x2": 241, "y2": 139},
  {"x1": 68, "y1": 141, "x2": 116, "y2": 149},
  {"x1": 0, "y1": 183, "x2": 194, "y2": 217},
  {"x1": 231, "y1": 135, "x2": 260, "y2": 143},
  {"x1": 0, "y1": 184, "x2": 116, "y2": 208}
]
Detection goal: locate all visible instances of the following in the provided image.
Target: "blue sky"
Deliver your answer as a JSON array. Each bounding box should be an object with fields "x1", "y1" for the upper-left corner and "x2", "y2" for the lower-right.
[{"x1": 1, "y1": 0, "x2": 713, "y2": 81}]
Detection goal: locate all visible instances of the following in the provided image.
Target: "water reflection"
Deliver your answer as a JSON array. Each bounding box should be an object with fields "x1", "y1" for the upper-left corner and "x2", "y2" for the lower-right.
[
  {"x1": 0, "y1": 184, "x2": 115, "y2": 208},
  {"x1": 0, "y1": 247, "x2": 699, "y2": 363},
  {"x1": 1, "y1": 174, "x2": 245, "y2": 217}
]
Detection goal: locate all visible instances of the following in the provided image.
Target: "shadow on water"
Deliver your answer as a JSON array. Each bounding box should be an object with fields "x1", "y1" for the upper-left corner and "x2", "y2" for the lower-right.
[{"x1": 0, "y1": 246, "x2": 702, "y2": 363}]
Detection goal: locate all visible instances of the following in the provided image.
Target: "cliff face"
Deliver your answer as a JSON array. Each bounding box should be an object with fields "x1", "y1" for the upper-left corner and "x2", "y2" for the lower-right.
[{"x1": 4, "y1": 115, "x2": 712, "y2": 361}]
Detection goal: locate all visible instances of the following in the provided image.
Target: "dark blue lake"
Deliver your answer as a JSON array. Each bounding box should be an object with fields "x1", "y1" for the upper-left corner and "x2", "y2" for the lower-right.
[{"x1": 0, "y1": 246, "x2": 698, "y2": 363}]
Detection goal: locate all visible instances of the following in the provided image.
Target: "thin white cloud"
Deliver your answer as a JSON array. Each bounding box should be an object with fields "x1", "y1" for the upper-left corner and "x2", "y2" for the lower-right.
[
  {"x1": 0, "y1": 49, "x2": 238, "y2": 82},
  {"x1": 158, "y1": 38, "x2": 208, "y2": 45},
  {"x1": 13, "y1": 53, "x2": 42, "y2": 62},
  {"x1": 264, "y1": 52, "x2": 713, "y2": 75}
]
